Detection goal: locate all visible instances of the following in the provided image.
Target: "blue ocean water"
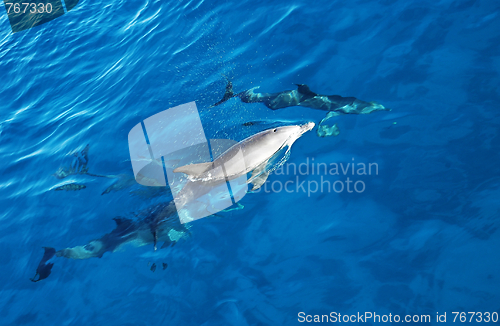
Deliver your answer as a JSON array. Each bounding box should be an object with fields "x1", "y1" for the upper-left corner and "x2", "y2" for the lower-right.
[{"x1": 1, "y1": 0, "x2": 499, "y2": 325}]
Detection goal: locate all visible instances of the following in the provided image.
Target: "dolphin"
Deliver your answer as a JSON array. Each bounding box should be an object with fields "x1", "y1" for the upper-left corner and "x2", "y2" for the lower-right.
[
  {"x1": 55, "y1": 201, "x2": 189, "y2": 260},
  {"x1": 175, "y1": 122, "x2": 314, "y2": 183},
  {"x1": 172, "y1": 122, "x2": 315, "y2": 212},
  {"x1": 211, "y1": 81, "x2": 389, "y2": 114},
  {"x1": 30, "y1": 247, "x2": 56, "y2": 282},
  {"x1": 31, "y1": 201, "x2": 190, "y2": 281},
  {"x1": 211, "y1": 81, "x2": 389, "y2": 137}
]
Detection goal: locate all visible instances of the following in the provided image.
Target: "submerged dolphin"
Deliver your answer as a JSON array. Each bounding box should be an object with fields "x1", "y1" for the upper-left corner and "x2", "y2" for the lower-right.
[
  {"x1": 31, "y1": 201, "x2": 189, "y2": 281},
  {"x1": 172, "y1": 123, "x2": 314, "y2": 213},
  {"x1": 57, "y1": 202, "x2": 189, "y2": 259},
  {"x1": 211, "y1": 81, "x2": 388, "y2": 114},
  {"x1": 211, "y1": 81, "x2": 389, "y2": 137},
  {"x1": 33, "y1": 125, "x2": 314, "y2": 280}
]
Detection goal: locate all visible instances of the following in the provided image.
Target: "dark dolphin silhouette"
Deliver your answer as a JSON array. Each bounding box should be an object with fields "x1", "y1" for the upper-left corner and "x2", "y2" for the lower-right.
[{"x1": 32, "y1": 201, "x2": 189, "y2": 281}]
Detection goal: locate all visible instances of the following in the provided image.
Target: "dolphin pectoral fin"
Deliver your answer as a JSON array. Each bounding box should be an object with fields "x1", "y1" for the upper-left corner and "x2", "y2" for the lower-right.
[
  {"x1": 317, "y1": 123, "x2": 340, "y2": 137},
  {"x1": 247, "y1": 159, "x2": 269, "y2": 185},
  {"x1": 173, "y1": 162, "x2": 213, "y2": 178},
  {"x1": 250, "y1": 171, "x2": 269, "y2": 191}
]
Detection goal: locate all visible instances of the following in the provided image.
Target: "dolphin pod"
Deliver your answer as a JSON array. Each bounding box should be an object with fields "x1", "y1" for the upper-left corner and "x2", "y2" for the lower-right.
[{"x1": 32, "y1": 123, "x2": 315, "y2": 281}]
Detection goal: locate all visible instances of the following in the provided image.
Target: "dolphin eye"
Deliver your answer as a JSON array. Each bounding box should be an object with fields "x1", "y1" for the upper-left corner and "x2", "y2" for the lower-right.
[{"x1": 273, "y1": 128, "x2": 277, "y2": 132}]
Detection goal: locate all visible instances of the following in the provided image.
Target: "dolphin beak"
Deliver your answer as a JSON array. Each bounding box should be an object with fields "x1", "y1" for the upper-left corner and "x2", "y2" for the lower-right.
[{"x1": 300, "y1": 122, "x2": 315, "y2": 134}]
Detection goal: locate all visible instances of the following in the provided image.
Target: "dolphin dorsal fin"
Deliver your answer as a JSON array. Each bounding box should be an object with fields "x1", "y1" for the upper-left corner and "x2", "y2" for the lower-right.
[
  {"x1": 295, "y1": 84, "x2": 317, "y2": 97},
  {"x1": 173, "y1": 162, "x2": 214, "y2": 178}
]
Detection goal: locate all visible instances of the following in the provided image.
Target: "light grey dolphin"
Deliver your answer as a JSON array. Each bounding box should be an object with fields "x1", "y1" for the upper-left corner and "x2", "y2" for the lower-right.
[{"x1": 172, "y1": 122, "x2": 315, "y2": 212}]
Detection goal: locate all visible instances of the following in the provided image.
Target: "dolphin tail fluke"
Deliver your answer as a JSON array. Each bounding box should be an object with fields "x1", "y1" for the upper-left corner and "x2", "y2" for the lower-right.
[
  {"x1": 210, "y1": 80, "x2": 236, "y2": 108},
  {"x1": 30, "y1": 247, "x2": 56, "y2": 282}
]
